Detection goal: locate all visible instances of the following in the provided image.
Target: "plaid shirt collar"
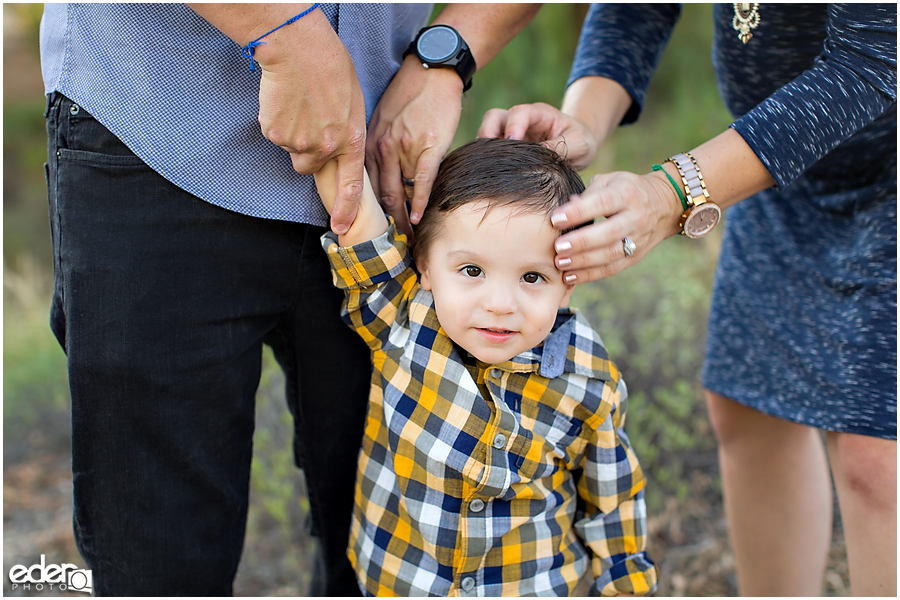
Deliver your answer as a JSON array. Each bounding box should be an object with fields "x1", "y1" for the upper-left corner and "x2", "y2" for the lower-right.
[{"x1": 450, "y1": 305, "x2": 612, "y2": 381}]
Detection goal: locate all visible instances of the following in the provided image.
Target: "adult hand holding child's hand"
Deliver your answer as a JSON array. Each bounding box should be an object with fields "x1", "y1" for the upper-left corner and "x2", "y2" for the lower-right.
[{"x1": 189, "y1": 4, "x2": 367, "y2": 235}]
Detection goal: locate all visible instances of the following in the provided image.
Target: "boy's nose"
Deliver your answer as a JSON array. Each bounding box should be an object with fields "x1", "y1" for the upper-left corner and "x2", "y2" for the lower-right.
[{"x1": 482, "y1": 284, "x2": 516, "y2": 315}]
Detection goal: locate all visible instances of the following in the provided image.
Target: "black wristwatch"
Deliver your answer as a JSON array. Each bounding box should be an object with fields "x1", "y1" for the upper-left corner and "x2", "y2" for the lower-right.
[{"x1": 405, "y1": 25, "x2": 476, "y2": 92}]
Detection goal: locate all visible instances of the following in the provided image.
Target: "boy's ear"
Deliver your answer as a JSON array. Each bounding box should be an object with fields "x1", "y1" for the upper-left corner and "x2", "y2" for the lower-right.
[
  {"x1": 559, "y1": 284, "x2": 575, "y2": 308},
  {"x1": 416, "y1": 257, "x2": 432, "y2": 291}
]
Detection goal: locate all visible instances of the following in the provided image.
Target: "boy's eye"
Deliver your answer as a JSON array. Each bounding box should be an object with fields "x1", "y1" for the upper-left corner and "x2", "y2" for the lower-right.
[
  {"x1": 464, "y1": 266, "x2": 483, "y2": 278},
  {"x1": 523, "y1": 272, "x2": 544, "y2": 284}
]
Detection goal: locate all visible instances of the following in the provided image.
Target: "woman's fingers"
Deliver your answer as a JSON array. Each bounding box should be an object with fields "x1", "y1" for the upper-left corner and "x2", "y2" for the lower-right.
[{"x1": 552, "y1": 171, "x2": 681, "y2": 283}]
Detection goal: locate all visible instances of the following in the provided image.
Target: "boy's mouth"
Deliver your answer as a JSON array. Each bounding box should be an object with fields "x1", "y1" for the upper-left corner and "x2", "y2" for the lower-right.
[{"x1": 476, "y1": 327, "x2": 517, "y2": 342}]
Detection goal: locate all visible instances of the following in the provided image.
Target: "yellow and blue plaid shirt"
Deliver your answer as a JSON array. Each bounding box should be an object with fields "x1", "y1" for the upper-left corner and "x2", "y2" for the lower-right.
[{"x1": 322, "y1": 222, "x2": 657, "y2": 596}]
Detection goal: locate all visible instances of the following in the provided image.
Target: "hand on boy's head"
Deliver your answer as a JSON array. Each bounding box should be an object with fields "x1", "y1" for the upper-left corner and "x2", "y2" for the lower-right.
[
  {"x1": 478, "y1": 103, "x2": 597, "y2": 171},
  {"x1": 365, "y1": 54, "x2": 464, "y2": 239}
]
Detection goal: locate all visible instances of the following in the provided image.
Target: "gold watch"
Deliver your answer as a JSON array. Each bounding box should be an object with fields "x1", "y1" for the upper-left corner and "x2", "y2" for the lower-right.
[{"x1": 668, "y1": 152, "x2": 721, "y2": 239}]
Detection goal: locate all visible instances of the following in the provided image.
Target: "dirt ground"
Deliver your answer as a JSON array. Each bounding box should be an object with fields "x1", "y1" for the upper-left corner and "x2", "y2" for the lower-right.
[{"x1": 3, "y1": 408, "x2": 852, "y2": 597}]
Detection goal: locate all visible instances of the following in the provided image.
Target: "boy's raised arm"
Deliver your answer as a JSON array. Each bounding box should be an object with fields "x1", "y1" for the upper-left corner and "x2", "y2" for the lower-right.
[{"x1": 315, "y1": 160, "x2": 389, "y2": 246}]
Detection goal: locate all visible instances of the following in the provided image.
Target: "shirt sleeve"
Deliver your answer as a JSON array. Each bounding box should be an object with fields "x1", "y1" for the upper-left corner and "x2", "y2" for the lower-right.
[
  {"x1": 731, "y1": 3, "x2": 897, "y2": 189},
  {"x1": 320, "y1": 220, "x2": 418, "y2": 352},
  {"x1": 568, "y1": 3, "x2": 681, "y2": 125},
  {"x1": 574, "y1": 377, "x2": 658, "y2": 596}
]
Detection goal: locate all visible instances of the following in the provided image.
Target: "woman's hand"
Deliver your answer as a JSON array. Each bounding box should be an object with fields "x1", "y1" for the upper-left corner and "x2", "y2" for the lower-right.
[
  {"x1": 478, "y1": 103, "x2": 598, "y2": 170},
  {"x1": 366, "y1": 56, "x2": 464, "y2": 238},
  {"x1": 550, "y1": 169, "x2": 684, "y2": 284}
]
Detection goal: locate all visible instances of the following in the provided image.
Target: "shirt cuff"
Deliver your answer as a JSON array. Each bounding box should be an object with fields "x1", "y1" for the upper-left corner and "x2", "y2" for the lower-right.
[
  {"x1": 320, "y1": 218, "x2": 411, "y2": 290},
  {"x1": 590, "y1": 553, "x2": 658, "y2": 597}
]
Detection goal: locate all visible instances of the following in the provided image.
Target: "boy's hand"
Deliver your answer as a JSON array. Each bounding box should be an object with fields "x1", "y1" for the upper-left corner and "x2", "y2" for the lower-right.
[{"x1": 315, "y1": 160, "x2": 388, "y2": 246}]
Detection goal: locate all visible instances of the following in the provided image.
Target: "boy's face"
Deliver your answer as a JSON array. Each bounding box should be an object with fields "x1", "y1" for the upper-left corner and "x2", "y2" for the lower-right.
[{"x1": 417, "y1": 200, "x2": 575, "y2": 365}]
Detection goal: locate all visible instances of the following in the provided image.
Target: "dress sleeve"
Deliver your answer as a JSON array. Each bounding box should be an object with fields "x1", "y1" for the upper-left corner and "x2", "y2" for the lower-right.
[
  {"x1": 731, "y1": 3, "x2": 897, "y2": 189},
  {"x1": 320, "y1": 220, "x2": 418, "y2": 352},
  {"x1": 574, "y1": 377, "x2": 658, "y2": 596},
  {"x1": 568, "y1": 3, "x2": 681, "y2": 125}
]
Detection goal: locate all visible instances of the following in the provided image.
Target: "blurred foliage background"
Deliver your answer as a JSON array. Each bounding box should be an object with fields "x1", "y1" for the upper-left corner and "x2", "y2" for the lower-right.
[{"x1": 4, "y1": 3, "x2": 848, "y2": 597}]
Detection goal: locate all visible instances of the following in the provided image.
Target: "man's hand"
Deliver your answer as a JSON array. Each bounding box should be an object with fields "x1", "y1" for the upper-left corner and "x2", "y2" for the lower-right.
[
  {"x1": 188, "y1": 4, "x2": 366, "y2": 234},
  {"x1": 366, "y1": 3, "x2": 542, "y2": 238},
  {"x1": 366, "y1": 57, "x2": 463, "y2": 238},
  {"x1": 254, "y1": 16, "x2": 366, "y2": 234}
]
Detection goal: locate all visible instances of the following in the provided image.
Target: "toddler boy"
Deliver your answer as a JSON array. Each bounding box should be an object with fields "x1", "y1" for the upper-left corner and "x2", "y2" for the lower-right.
[{"x1": 315, "y1": 138, "x2": 657, "y2": 596}]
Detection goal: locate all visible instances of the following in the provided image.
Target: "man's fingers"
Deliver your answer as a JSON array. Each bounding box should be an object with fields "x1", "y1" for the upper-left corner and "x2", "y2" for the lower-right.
[
  {"x1": 409, "y1": 149, "x2": 443, "y2": 225},
  {"x1": 372, "y1": 131, "x2": 411, "y2": 216},
  {"x1": 330, "y1": 152, "x2": 365, "y2": 234}
]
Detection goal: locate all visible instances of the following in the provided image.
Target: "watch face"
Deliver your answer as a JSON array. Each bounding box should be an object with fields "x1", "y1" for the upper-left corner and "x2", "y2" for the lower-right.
[
  {"x1": 684, "y1": 203, "x2": 721, "y2": 239},
  {"x1": 417, "y1": 26, "x2": 459, "y2": 62}
]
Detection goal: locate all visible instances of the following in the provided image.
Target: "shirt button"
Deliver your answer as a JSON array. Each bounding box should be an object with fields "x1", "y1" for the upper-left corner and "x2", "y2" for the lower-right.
[
  {"x1": 490, "y1": 368, "x2": 501, "y2": 379},
  {"x1": 461, "y1": 576, "x2": 476, "y2": 592},
  {"x1": 493, "y1": 433, "x2": 506, "y2": 449},
  {"x1": 469, "y1": 498, "x2": 485, "y2": 513}
]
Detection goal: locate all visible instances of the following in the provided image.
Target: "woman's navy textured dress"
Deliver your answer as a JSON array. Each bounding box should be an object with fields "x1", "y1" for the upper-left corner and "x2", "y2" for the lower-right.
[{"x1": 570, "y1": 4, "x2": 896, "y2": 439}]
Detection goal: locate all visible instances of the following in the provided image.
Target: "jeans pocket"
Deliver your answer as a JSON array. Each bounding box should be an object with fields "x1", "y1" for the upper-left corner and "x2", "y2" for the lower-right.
[
  {"x1": 57, "y1": 147, "x2": 146, "y2": 167},
  {"x1": 56, "y1": 96, "x2": 145, "y2": 162}
]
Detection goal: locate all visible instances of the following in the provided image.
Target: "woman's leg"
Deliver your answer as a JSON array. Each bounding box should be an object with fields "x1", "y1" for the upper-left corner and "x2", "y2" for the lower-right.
[
  {"x1": 826, "y1": 431, "x2": 897, "y2": 596},
  {"x1": 705, "y1": 391, "x2": 833, "y2": 596}
]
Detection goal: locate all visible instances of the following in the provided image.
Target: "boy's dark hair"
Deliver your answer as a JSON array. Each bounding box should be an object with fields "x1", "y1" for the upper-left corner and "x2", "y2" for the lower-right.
[{"x1": 412, "y1": 137, "x2": 586, "y2": 263}]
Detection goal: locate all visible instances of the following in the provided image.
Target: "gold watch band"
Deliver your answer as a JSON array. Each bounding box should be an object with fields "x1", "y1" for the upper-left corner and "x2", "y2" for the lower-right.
[{"x1": 667, "y1": 152, "x2": 709, "y2": 208}]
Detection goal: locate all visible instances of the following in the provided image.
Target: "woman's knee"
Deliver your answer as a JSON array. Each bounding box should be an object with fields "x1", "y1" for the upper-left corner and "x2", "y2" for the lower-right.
[
  {"x1": 704, "y1": 390, "x2": 818, "y2": 453},
  {"x1": 828, "y1": 432, "x2": 897, "y2": 510}
]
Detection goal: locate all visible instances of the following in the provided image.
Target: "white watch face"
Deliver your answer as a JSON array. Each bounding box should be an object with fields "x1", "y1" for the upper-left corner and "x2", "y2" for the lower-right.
[
  {"x1": 684, "y1": 203, "x2": 721, "y2": 239},
  {"x1": 417, "y1": 26, "x2": 459, "y2": 62}
]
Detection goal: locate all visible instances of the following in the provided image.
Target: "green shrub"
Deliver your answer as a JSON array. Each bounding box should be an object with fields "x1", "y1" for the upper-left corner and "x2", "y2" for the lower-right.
[
  {"x1": 3, "y1": 258, "x2": 69, "y2": 441},
  {"x1": 570, "y1": 233, "x2": 721, "y2": 511}
]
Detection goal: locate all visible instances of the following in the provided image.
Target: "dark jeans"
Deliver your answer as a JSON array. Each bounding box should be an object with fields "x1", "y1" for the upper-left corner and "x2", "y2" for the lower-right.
[{"x1": 46, "y1": 94, "x2": 369, "y2": 596}]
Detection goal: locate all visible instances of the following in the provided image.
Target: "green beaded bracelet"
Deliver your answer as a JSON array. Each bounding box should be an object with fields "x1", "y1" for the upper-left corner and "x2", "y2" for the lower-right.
[{"x1": 652, "y1": 164, "x2": 688, "y2": 211}]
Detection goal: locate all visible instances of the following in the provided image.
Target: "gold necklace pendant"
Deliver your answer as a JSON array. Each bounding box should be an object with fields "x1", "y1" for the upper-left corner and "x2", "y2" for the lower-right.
[{"x1": 733, "y1": 3, "x2": 760, "y2": 44}]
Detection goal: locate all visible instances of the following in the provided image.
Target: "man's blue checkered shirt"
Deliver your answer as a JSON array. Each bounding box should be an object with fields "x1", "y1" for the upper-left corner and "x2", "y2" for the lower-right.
[{"x1": 40, "y1": 3, "x2": 431, "y2": 226}]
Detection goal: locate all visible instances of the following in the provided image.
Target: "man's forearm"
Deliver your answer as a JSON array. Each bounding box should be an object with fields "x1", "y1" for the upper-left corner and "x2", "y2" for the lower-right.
[
  {"x1": 430, "y1": 3, "x2": 542, "y2": 70},
  {"x1": 187, "y1": 4, "x2": 311, "y2": 44}
]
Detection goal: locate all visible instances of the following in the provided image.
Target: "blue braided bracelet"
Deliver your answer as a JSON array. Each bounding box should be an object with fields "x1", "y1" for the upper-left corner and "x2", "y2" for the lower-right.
[{"x1": 241, "y1": 4, "x2": 320, "y2": 71}]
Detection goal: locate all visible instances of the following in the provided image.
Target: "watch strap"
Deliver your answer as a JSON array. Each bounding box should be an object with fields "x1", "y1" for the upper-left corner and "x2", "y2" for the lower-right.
[
  {"x1": 406, "y1": 25, "x2": 476, "y2": 92},
  {"x1": 454, "y1": 47, "x2": 476, "y2": 92},
  {"x1": 667, "y1": 152, "x2": 709, "y2": 208}
]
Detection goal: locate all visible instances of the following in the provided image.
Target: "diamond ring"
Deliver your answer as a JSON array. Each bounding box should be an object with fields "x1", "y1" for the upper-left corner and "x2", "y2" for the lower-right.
[{"x1": 623, "y1": 237, "x2": 636, "y2": 257}]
